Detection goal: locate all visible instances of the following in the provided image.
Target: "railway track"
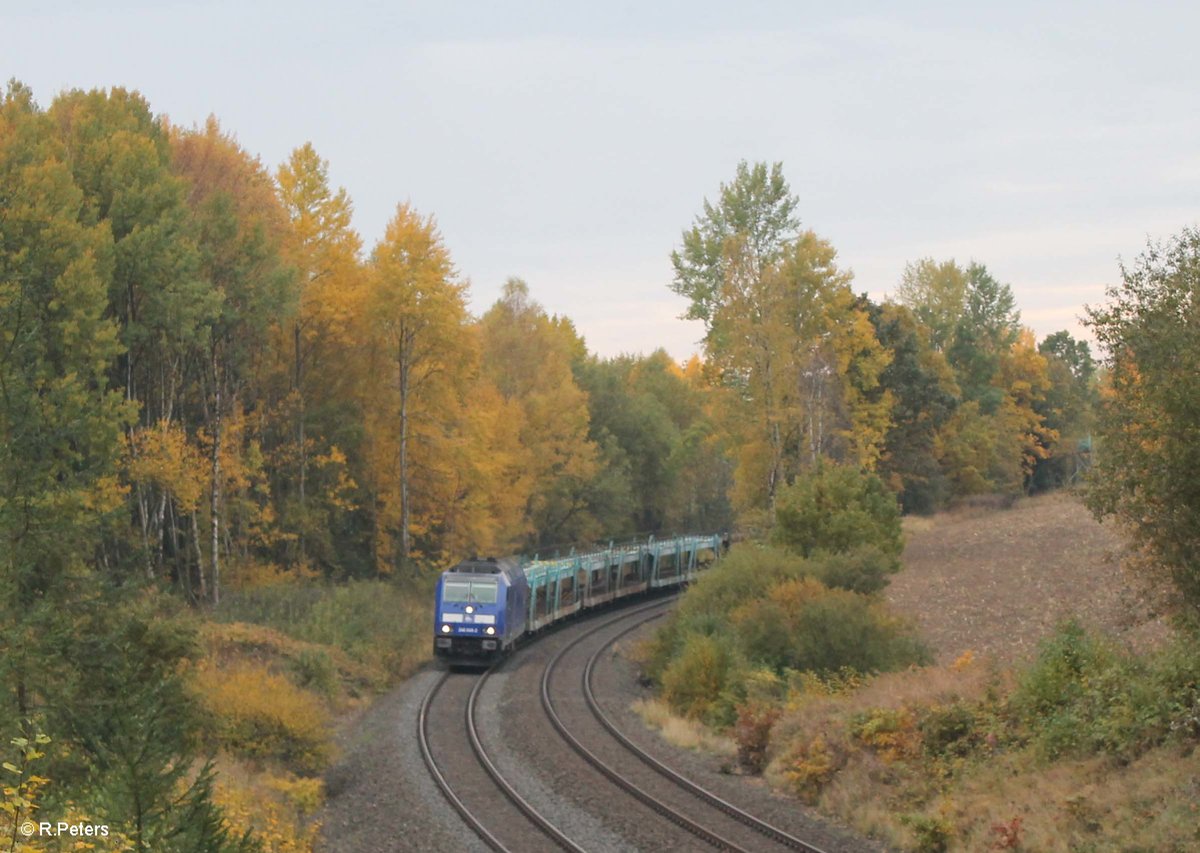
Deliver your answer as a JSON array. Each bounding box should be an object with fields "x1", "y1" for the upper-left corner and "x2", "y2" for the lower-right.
[
  {"x1": 420, "y1": 596, "x2": 833, "y2": 851},
  {"x1": 418, "y1": 668, "x2": 585, "y2": 852},
  {"x1": 579, "y1": 611, "x2": 830, "y2": 853},
  {"x1": 541, "y1": 602, "x2": 830, "y2": 853}
]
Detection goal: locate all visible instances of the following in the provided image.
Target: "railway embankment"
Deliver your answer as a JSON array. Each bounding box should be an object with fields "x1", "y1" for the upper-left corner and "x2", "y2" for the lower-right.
[{"x1": 635, "y1": 492, "x2": 1198, "y2": 852}]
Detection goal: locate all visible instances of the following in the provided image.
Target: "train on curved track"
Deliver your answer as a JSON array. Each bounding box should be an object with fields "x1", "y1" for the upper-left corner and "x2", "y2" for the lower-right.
[{"x1": 433, "y1": 533, "x2": 727, "y2": 665}]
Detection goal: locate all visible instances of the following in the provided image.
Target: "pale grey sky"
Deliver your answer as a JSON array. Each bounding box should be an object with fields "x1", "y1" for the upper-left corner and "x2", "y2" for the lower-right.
[{"x1": 6, "y1": 1, "x2": 1198, "y2": 359}]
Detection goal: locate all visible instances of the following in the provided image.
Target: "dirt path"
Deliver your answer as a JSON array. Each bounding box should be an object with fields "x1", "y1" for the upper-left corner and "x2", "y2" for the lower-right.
[{"x1": 886, "y1": 491, "x2": 1166, "y2": 664}]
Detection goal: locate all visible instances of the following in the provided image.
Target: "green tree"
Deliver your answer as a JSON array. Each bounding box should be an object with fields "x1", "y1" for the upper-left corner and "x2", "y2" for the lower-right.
[
  {"x1": 670, "y1": 160, "x2": 799, "y2": 343},
  {"x1": 867, "y1": 300, "x2": 959, "y2": 513},
  {"x1": 894, "y1": 258, "x2": 968, "y2": 352},
  {"x1": 948, "y1": 262, "x2": 1021, "y2": 407},
  {"x1": 1085, "y1": 227, "x2": 1200, "y2": 619},
  {"x1": 47, "y1": 88, "x2": 218, "y2": 583},
  {"x1": 0, "y1": 80, "x2": 130, "y2": 721}
]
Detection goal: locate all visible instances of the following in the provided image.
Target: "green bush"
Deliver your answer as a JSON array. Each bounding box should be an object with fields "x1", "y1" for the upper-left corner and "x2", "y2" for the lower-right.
[
  {"x1": 675, "y1": 546, "x2": 803, "y2": 620},
  {"x1": 1014, "y1": 622, "x2": 1161, "y2": 759},
  {"x1": 806, "y1": 545, "x2": 897, "y2": 595},
  {"x1": 661, "y1": 633, "x2": 743, "y2": 726},
  {"x1": 733, "y1": 582, "x2": 929, "y2": 674},
  {"x1": 771, "y1": 463, "x2": 903, "y2": 564}
]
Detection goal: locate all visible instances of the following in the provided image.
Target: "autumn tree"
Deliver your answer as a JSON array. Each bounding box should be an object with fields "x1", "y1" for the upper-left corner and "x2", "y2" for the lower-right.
[
  {"x1": 478, "y1": 280, "x2": 602, "y2": 549},
  {"x1": 1085, "y1": 227, "x2": 1200, "y2": 618},
  {"x1": 171, "y1": 117, "x2": 297, "y2": 603},
  {"x1": 362, "y1": 204, "x2": 474, "y2": 571},
  {"x1": 1030, "y1": 330, "x2": 1097, "y2": 491},
  {"x1": 671, "y1": 164, "x2": 891, "y2": 526},
  {"x1": 273, "y1": 143, "x2": 364, "y2": 569},
  {"x1": 894, "y1": 258, "x2": 968, "y2": 352}
]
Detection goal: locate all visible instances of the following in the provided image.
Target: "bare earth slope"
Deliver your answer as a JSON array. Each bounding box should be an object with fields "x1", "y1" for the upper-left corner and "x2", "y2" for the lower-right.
[{"x1": 886, "y1": 491, "x2": 1165, "y2": 664}]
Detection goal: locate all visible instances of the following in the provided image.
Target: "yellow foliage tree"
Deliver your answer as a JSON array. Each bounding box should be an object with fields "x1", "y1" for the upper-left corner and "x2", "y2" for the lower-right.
[
  {"x1": 478, "y1": 280, "x2": 602, "y2": 548},
  {"x1": 361, "y1": 204, "x2": 474, "y2": 571},
  {"x1": 714, "y1": 232, "x2": 892, "y2": 520},
  {"x1": 273, "y1": 143, "x2": 366, "y2": 568}
]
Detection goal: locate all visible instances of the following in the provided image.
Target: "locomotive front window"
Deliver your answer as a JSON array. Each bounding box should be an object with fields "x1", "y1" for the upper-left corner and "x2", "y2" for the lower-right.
[
  {"x1": 471, "y1": 581, "x2": 498, "y2": 604},
  {"x1": 443, "y1": 579, "x2": 498, "y2": 603}
]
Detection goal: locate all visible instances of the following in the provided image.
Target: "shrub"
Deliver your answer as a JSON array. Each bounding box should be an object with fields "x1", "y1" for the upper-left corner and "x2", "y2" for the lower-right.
[
  {"x1": 734, "y1": 582, "x2": 929, "y2": 674},
  {"x1": 920, "y1": 703, "x2": 978, "y2": 759},
  {"x1": 191, "y1": 662, "x2": 333, "y2": 774},
  {"x1": 675, "y1": 546, "x2": 804, "y2": 622},
  {"x1": 733, "y1": 699, "x2": 781, "y2": 773},
  {"x1": 288, "y1": 648, "x2": 338, "y2": 699},
  {"x1": 850, "y1": 707, "x2": 921, "y2": 763},
  {"x1": 771, "y1": 463, "x2": 903, "y2": 563},
  {"x1": 661, "y1": 633, "x2": 742, "y2": 725},
  {"x1": 806, "y1": 545, "x2": 897, "y2": 595},
  {"x1": 782, "y1": 734, "x2": 843, "y2": 802},
  {"x1": 900, "y1": 811, "x2": 954, "y2": 852},
  {"x1": 218, "y1": 578, "x2": 433, "y2": 681},
  {"x1": 215, "y1": 771, "x2": 321, "y2": 853},
  {"x1": 1013, "y1": 621, "x2": 1157, "y2": 759}
]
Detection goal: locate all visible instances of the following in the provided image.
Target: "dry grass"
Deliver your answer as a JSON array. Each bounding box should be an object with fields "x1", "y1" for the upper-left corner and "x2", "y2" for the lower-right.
[
  {"x1": 631, "y1": 698, "x2": 737, "y2": 758},
  {"x1": 636, "y1": 493, "x2": 1199, "y2": 851}
]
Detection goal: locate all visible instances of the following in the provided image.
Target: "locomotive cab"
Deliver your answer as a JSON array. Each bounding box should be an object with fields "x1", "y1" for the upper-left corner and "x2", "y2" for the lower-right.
[{"x1": 433, "y1": 557, "x2": 528, "y2": 666}]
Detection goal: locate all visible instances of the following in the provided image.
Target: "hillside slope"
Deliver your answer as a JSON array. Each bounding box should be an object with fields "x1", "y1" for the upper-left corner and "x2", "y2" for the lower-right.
[{"x1": 886, "y1": 492, "x2": 1165, "y2": 663}]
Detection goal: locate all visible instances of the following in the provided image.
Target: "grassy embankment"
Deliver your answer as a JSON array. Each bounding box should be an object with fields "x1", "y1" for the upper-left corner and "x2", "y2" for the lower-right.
[
  {"x1": 190, "y1": 577, "x2": 434, "y2": 850},
  {"x1": 636, "y1": 494, "x2": 1200, "y2": 852}
]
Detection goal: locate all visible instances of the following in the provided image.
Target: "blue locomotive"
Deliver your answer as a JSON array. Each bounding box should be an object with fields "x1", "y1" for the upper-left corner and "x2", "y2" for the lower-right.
[
  {"x1": 433, "y1": 557, "x2": 528, "y2": 661},
  {"x1": 433, "y1": 533, "x2": 726, "y2": 666}
]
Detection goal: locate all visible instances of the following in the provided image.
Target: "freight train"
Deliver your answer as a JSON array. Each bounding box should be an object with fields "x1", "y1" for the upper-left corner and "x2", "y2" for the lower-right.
[{"x1": 433, "y1": 534, "x2": 726, "y2": 665}]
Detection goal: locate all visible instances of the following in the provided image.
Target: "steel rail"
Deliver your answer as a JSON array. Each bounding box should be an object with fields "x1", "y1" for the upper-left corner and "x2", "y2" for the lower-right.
[
  {"x1": 540, "y1": 600, "x2": 751, "y2": 852},
  {"x1": 466, "y1": 669, "x2": 587, "y2": 852},
  {"x1": 584, "y1": 613, "x2": 832, "y2": 853},
  {"x1": 418, "y1": 670, "x2": 581, "y2": 852}
]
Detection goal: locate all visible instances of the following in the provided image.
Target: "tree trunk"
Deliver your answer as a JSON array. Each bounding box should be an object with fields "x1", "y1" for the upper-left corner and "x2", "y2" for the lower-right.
[
  {"x1": 192, "y1": 510, "x2": 207, "y2": 601},
  {"x1": 295, "y1": 319, "x2": 307, "y2": 563},
  {"x1": 398, "y1": 335, "x2": 411, "y2": 570},
  {"x1": 209, "y1": 379, "x2": 222, "y2": 606}
]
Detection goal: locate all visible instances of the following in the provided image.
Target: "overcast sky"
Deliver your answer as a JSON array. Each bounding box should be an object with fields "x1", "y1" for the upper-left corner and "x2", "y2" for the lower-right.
[{"x1": 6, "y1": 1, "x2": 1198, "y2": 360}]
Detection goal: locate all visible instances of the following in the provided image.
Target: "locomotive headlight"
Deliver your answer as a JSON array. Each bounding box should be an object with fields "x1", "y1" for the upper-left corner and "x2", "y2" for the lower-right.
[
  {"x1": 441, "y1": 624, "x2": 451, "y2": 633},
  {"x1": 485, "y1": 626, "x2": 496, "y2": 636},
  {"x1": 465, "y1": 605, "x2": 475, "y2": 615}
]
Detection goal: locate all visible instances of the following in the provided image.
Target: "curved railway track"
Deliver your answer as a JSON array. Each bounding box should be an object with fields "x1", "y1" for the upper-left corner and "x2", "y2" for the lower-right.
[
  {"x1": 579, "y1": 611, "x2": 830, "y2": 852},
  {"x1": 418, "y1": 668, "x2": 585, "y2": 852},
  {"x1": 420, "y1": 595, "x2": 832, "y2": 852},
  {"x1": 540, "y1": 602, "x2": 830, "y2": 853}
]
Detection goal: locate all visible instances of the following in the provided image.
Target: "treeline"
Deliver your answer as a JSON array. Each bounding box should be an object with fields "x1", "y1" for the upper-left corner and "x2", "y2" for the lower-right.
[
  {"x1": 0, "y1": 82, "x2": 730, "y2": 848},
  {"x1": 670, "y1": 161, "x2": 1097, "y2": 527},
  {"x1": 0, "y1": 83, "x2": 729, "y2": 608}
]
